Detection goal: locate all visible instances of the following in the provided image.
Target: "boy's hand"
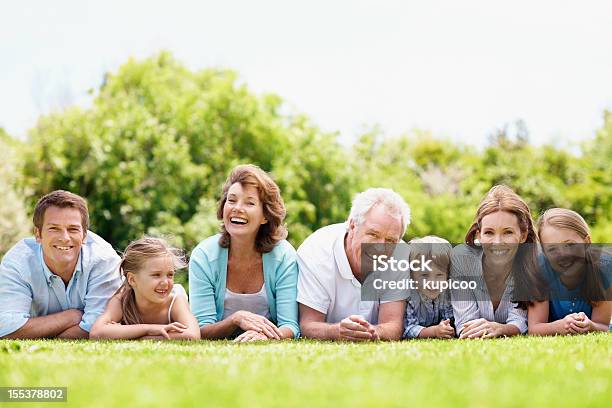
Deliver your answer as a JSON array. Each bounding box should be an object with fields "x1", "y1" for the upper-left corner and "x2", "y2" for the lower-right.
[{"x1": 435, "y1": 319, "x2": 455, "y2": 339}]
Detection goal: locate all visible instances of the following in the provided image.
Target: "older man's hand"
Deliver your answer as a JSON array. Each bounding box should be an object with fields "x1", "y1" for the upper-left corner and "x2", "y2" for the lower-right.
[{"x1": 339, "y1": 315, "x2": 378, "y2": 341}]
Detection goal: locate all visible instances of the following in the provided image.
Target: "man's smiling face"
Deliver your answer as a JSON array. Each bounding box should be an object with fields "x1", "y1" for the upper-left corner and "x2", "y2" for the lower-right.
[
  {"x1": 345, "y1": 204, "x2": 403, "y2": 279},
  {"x1": 35, "y1": 206, "x2": 86, "y2": 275}
]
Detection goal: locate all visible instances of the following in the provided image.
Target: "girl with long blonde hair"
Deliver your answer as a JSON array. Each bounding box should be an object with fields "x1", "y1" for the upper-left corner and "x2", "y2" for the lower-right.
[
  {"x1": 528, "y1": 208, "x2": 611, "y2": 335},
  {"x1": 90, "y1": 237, "x2": 200, "y2": 340}
]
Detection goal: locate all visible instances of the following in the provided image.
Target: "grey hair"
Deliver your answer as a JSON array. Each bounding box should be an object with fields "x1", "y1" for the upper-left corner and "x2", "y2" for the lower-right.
[
  {"x1": 409, "y1": 236, "x2": 450, "y2": 245},
  {"x1": 348, "y1": 188, "x2": 411, "y2": 235}
]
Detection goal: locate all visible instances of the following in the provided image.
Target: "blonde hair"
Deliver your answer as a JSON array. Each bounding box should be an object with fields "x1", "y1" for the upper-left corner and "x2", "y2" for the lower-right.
[
  {"x1": 537, "y1": 208, "x2": 590, "y2": 240},
  {"x1": 408, "y1": 236, "x2": 452, "y2": 274},
  {"x1": 115, "y1": 236, "x2": 187, "y2": 324},
  {"x1": 537, "y1": 208, "x2": 606, "y2": 304}
]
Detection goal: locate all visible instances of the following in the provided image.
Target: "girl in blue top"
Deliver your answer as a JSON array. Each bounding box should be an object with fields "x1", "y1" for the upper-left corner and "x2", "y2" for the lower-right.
[
  {"x1": 189, "y1": 164, "x2": 299, "y2": 341},
  {"x1": 528, "y1": 208, "x2": 611, "y2": 335}
]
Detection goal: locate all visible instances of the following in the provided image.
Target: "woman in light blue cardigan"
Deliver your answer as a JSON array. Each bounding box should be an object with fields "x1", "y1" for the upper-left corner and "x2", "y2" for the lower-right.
[{"x1": 189, "y1": 164, "x2": 299, "y2": 341}]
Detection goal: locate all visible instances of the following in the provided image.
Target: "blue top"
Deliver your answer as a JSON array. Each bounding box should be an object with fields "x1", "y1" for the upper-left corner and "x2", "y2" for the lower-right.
[
  {"x1": 539, "y1": 252, "x2": 611, "y2": 321},
  {"x1": 0, "y1": 232, "x2": 122, "y2": 337},
  {"x1": 188, "y1": 235, "x2": 300, "y2": 338}
]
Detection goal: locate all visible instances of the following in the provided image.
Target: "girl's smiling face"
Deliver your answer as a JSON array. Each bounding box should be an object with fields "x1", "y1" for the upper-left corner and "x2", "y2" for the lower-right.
[
  {"x1": 540, "y1": 225, "x2": 589, "y2": 278},
  {"x1": 128, "y1": 255, "x2": 175, "y2": 303}
]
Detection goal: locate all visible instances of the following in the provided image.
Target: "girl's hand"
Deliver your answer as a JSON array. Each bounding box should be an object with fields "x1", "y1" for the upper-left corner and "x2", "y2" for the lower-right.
[
  {"x1": 231, "y1": 311, "x2": 282, "y2": 340},
  {"x1": 568, "y1": 312, "x2": 592, "y2": 334},
  {"x1": 234, "y1": 329, "x2": 269, "y2": 343},
  {"x1": 560, "y1": 313, "x2": 583, "y2": 335},
  {"x1": 147, "y1": 322, "x2": 187, "y2": 339}
]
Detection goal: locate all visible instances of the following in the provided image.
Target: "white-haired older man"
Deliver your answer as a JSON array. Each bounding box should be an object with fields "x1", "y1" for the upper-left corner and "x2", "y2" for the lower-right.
[{"x1": 297, "y1": 188, "x2": 410, "y2": 341}]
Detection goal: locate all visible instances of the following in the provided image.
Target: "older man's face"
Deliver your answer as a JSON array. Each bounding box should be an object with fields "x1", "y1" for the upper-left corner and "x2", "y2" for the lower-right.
[{"x1": 345, "y1": 205, "x2": 403, "y2": 277}]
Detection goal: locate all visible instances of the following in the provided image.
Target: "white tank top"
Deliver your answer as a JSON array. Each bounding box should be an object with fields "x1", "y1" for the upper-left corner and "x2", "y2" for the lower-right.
[
  {"x1": 222, "y1": 283, "x2": 271, "y2": 320},
  {"x1": 167, "y1": 284, "x2": 187, "y2": 323}
]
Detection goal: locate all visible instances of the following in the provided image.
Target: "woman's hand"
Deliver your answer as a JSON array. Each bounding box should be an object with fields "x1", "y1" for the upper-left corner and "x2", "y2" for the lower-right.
[
  {"x1": 147, "y1": 322, "x2": 187, "y2": 339},
  {"x1": 234, "y1": 329, "x2": 269, "y2": 343},
  {"x1": 231, "y1": 311, "x2": 282, "y2": 340},
  {"x1": 459, "y1": 318, "x2": 503, "y2": 339}
]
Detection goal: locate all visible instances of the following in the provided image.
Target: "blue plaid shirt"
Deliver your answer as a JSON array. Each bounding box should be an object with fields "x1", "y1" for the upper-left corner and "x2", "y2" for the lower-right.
[{"x1": 403, "y1": 290, "x2": 454, "y2": 338}]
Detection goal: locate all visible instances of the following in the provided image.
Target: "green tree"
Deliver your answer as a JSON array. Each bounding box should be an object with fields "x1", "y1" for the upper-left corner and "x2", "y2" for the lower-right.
[
  {"x1": 0, "y1": 129, "x2": 30, "y2": 256},
  {"x1": 21, "y1": 52, "x2": 354, "y2": 252}
]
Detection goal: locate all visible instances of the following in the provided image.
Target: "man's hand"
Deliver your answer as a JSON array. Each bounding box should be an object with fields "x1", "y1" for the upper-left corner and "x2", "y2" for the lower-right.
[
  {"x1": 339, "y1": 315, "x2": 378, "y2": 341},
  {"x1": 64, "y1": 308, "x2": 84, "y2": 326}
]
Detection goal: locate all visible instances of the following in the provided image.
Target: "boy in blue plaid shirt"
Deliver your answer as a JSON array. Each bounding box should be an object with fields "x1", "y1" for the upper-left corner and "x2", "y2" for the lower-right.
[{"x1": 403, "y1": 236, "x2": 455, "y2": 339}]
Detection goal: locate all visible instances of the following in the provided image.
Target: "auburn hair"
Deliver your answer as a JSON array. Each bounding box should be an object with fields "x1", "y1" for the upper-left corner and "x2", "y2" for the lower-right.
[{"x1": 216, "y1": 164, "x2": 287, "y2": 253}]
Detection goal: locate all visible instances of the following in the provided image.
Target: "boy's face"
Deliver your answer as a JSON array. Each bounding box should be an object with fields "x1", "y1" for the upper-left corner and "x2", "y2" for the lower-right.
[{"x1": 411, "y1": 260, "x2": 448, "y2": 300}]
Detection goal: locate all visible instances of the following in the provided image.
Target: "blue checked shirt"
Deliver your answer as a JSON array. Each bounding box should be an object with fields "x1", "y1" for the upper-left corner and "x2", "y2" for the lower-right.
[
  {"x1": 0, "y1": 231, "x2": 121, "y2": 337},
  {"x1": 403, "y1": 291, "x2": 454, "y2": 338}
]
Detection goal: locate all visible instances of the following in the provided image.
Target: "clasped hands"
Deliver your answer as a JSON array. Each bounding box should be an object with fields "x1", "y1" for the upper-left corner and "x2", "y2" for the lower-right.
[
  {"x1": 560, "y1": 312, "x2": 593, "y2": 335},
  {"x1": 339, "y1": 315, "x2": 380, "y2": 341},
  {"x1": 459, "y1": 318, "x2": 502, "y2": 339},
  {"x1": 232, "y1": 310, "x2": 283, "y2": 343}
]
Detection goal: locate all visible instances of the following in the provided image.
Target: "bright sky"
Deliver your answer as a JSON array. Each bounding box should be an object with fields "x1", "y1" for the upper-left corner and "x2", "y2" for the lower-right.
[{"x1": 2, "y1": 0, "x2": 611, "y2": 147}]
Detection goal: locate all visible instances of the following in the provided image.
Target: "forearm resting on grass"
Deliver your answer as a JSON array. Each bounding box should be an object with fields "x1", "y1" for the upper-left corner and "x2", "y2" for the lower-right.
[
  {"x1": 1, "y1": 309, "x2": 83, "y2": 339},
  {"x1": 57, "y1": 324, "x2": 89, "y2": 339},
  {"x1": 91, "y1": 321, "x2": 196, "y2": 340}
]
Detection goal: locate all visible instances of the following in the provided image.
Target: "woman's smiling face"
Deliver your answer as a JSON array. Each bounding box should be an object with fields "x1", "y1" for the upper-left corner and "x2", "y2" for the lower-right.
[
  {"x1": 222, "y1": 182, "x2": 268, "y2": 240},
  {"x1": 478, "y1": 210, "x2": 527, "y2": 265}
]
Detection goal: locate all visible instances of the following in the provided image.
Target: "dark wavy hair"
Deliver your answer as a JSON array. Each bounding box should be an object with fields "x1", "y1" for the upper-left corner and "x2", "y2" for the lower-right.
[{"x1": 217, "y1": 164, "x2": 287, "y2": 253}]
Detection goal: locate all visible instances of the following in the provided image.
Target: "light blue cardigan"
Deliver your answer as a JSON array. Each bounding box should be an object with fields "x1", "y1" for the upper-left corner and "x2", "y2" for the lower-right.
[{"x1": 189, "y1": 234, "x2": 300, "y2": 338}]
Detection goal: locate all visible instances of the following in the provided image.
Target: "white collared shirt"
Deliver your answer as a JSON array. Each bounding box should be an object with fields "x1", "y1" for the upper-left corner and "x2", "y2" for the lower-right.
[{"x1": 297, "y1": 223, "x2": 379, "y2": 324}]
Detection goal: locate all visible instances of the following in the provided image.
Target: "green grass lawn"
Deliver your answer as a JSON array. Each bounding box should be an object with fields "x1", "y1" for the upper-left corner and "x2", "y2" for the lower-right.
[{"x1": 1, "y1": 333, "x2": 610, "y2": 408}]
